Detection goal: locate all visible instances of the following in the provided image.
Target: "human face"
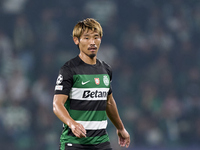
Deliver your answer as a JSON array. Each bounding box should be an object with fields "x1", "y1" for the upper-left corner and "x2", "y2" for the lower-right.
[{"x1": 74, "y1": 30, "x2": 101, "y2": 59}]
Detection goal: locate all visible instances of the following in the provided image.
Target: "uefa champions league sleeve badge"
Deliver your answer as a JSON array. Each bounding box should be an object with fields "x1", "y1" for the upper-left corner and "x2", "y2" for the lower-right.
[
  {"x1": 55, "y1": 74, "x2": 64, "y2": 91},
  {"x1": 56, "y1": 74, "x2": 63, "y2": 85}
]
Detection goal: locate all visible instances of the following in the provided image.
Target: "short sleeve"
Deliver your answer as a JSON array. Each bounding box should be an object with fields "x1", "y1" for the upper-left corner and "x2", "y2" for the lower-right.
[
  {"x1": 108, "y1": 71, "x2": 112, "y2": 95},
  {"x1": 54, "y1": 66, "x2": 73, "y2": 95},
  {"x1": 102, "y1": 61, "x2": 112, "y2": 95}
]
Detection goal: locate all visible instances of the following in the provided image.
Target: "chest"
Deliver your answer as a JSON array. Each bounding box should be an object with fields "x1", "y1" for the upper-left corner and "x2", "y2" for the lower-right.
[{"x1": 72, "y1": 74, "x2": 110, "y2": 88}]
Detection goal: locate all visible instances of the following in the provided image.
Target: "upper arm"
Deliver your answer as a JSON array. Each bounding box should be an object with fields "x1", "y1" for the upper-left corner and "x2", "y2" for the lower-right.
[
  {"x1": 107, "y1": 93, "x2": 114, "y2": 106},
  {"x1": 53, "y1": 66, "x2": 73, "y2": 113},
  {"x1": 53, "y1": 94, "x2": 68, "y2": 106}
]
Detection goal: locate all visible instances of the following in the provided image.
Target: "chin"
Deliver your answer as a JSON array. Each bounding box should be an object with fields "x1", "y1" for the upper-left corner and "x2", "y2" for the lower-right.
[{"x1": 88, "y1": 54, "x2": 96, "y2": 58}]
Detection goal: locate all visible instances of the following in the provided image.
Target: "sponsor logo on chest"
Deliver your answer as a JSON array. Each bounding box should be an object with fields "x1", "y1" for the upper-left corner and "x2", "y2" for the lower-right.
[{"x1": 82, "y1": 90, "x2": 108, "y2": 98}]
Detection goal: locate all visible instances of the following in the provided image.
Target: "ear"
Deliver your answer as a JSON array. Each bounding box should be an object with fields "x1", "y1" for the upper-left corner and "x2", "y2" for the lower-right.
[{"x1": 73, "y1": 37, "x2": 79, "y2": 45}]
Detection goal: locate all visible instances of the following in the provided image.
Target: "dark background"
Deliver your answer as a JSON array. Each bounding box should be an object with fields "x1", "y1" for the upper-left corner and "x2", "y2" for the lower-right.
[{"x1": 1, "y1": 0, "x2": 200, "y2": 149}]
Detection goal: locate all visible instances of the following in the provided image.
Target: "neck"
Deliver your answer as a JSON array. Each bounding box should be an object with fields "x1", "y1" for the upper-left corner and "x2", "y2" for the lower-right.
[{"x1": 79, "y1": 53, "x2": 96, "y2": 65}]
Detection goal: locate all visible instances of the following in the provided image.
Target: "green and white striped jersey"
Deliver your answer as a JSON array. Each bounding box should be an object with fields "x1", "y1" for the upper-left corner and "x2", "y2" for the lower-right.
[{"x1": 55, "y1": 56, "x2": 112, "y2": 150}]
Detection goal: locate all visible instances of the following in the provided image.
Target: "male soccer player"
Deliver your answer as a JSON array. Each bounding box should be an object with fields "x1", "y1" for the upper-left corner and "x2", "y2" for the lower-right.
[{"x1": 53, "y1": 18, "x2": 130, "y2": 150}]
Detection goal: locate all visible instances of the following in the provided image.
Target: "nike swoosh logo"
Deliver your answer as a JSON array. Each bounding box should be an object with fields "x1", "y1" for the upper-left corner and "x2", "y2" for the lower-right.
[{"x1": 82, "y1": 80, "x2": 90, "y2": 85}]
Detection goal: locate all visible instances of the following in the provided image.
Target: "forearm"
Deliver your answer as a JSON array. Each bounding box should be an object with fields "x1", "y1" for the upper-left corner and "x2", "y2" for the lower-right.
[
  {"x1": 106, "y1": 94, "x2": 124, "y2": 130},
  {"x1": 53, "y1": 95, "x2": 75, "y2": 127},
  {"x1": 106, "y1": 94, "x2": 131, "y2": 147}
]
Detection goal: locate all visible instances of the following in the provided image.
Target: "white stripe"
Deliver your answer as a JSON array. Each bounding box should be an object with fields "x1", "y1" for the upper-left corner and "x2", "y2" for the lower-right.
[
  {"x1": 70, "y1": 88, "x2": 109, "y2": 100},
  {"x1": 76, "y1": 120, "x2": 108, "y2": 130}
]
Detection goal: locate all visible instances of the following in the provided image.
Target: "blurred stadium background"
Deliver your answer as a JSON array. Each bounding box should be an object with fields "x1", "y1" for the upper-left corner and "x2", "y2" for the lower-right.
[{"x1": 1, "y1": 0, "x2": 200, "y2": 149}]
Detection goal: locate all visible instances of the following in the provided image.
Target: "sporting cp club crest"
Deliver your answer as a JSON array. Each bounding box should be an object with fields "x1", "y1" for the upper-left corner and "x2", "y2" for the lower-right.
[
  {"x1": 103, "y1": 75, "x2": 109, "y2": 86},
  {"x1": 94, "y1": 78, "x2": 100, "y2": 85}
]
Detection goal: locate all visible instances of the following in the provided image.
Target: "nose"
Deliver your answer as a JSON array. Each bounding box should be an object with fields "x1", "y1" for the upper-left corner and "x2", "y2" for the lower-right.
[{"x1": 90, "y1": 38, "x2": 95, "y2": 44}]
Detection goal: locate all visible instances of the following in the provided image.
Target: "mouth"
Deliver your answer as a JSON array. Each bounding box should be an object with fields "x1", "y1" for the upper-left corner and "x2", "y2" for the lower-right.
[{"x1": 88, "y1": 47, "x2": 97, "y2": 51}]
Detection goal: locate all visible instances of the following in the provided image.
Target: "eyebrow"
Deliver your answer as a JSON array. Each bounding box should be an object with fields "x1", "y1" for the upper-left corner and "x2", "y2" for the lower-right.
[{"x1": 83, "y1": 33, "x2": 100, "y2": 36}]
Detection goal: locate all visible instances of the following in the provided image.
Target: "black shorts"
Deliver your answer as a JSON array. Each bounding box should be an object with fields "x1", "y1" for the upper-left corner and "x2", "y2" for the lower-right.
[{"x1": 59, "y1": 142, "x2": 112, "y2": 150}]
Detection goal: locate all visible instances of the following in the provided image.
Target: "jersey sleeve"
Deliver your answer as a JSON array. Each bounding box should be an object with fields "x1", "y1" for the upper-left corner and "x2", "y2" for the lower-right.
[
  {"x1": 108, "y1": 70, "x2": 112, "y2": 95},
  {"x1": 102, "y1": 61, "x2": 112, "y2": 95},
  {"x1": 54, "y1": 66, "x2": 73, "y2": 95}
]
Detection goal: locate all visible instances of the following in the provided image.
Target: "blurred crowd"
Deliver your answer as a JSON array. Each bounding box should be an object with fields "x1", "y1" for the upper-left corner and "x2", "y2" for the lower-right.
[{"x1": 1, "y1": 0, "x2": 200, "y2": 150}]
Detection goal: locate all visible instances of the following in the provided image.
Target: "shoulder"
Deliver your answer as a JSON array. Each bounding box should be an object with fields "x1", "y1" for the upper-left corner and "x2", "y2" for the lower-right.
[
  {"x1": 98, "y1": 59, "x2": 112, "y2": 71},
  {"x1": 62, "y1": 56, "x2": 80, "y2": 68},
  {"x1": 60, "y1": 56, "x2": 80, "y2": 70},
  {"x1": 97, "y1": 59, "x2": 112, "y2": 76},
  {"x1": 59, "y1": 56, "x2": 80, "y2": 76}
]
